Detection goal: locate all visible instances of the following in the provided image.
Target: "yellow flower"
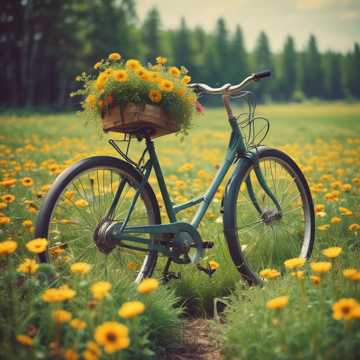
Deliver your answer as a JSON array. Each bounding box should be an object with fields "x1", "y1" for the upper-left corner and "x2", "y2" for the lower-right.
[
  {"x1": 42, "y1": 285, "x2": 76, "y2": 303},
  {"x1": 149, "y1": 89, "x2": 162, "y2": 103},
  {"x1": 136, "y1": 67, "x2": 150, "y2": 80},
  {"x1": 350, "y1": 305, "x2": 360, "y2": 319},
  {"x1": 330, "y1": 216, "x2": 341, "y2": 224},
  {"x1": 22, "y1": 219, "x2": 33, "y2": 228},
  {"x1": 83, "y1": 341, "x2": 101, "y2": 360},
  {"x1": 266, "y1": 296, "x2": 289, "y2": 310},
  {"x1": 96, "y1": 73, "x2": 108, "y2": 90},
  {"x1": 64, "y1": 348, "x2": 79, "y2": 360},
  {"x1": 209, "y1": 260, "x2": 220, "y2": 270},
  {"x1": 17, "y1": 258, "x2": 39, "y2": 274},
  {"x1": 339, "y1": 207, "x2": 352, "y2": 215},
  {"x1": 182, "y1": 75, "x2": 191, "y2": 84},
  {"x1": 94, "y1": 62, "x2": 102, "y2": 70},
  {"x1": 310, "y1": 275, "x2": 321, "y2": 285},
  {"x1": 70, "y1": 319, "x2": 87, "y2": 330},
  {"x1": 259, "y1": 268, "x2": 280, "y2": 279},
  {"x1": 52, "y1": 309, "x2": 72, "y2": 323},
  {"x1": 332, "y1": 298, "x2": 358, "y2": 320},
  {"x1": 291, "y1": 271, "x2": 305, "y2": 279},
  {"x1": 310, "y1": 261, "x2": 332, "y2": 273},
  {"x1": 0, "y1": 178, "x2": 16, "y2": 187},
  {"x1": 284, "y1": 257, "x2": 306, "y2": 270},
  {"x1": 315, "y1": 204, "x2": 325, "y2": 212},
  {"x1": 321, "y1": 246, "x2": 342, "y2": 258},
  {"x1": 90, "y1": 281, "x2": 112, "y2": 300},
  {"x1": 156, "y1": 56, "x2": 167, "y2": 65},
  {"x1": 349, "y1": 223, "x2": 360, "y2": 232},
  {"x1": 75, "y1": 199, "x2": 89, "y2": 208},
  {"x1": 137, "y1": 278, "x2": 159, "y2": 294},
  {"x1": 94, "y1": 321, "x2": 129, "y2": 353},
  {"x1": 343, "y1": 268, "x2": 360, "y2": 281},
  {"x1": 0, "y1": 240, "x2": 17, "y2": 255},
  {"x1": 0, "y1": 202, "x2": 7, "y2": 209},
  {"x1": 86, "y1": 95, "x2": 97, "y2": 108},
  {"x1": 160, "y1": 79, "x2": 174, "y2": 92},
  {"x1": 126, "y1": 59, "x2": 141, "y2": 70},
  {"x1": 318, "y1": 224, "x2": 330, "y2": 231},
  {"x1": 168, "y1": 66, "x2": 180, "y2": 77},
  {"x1": 21, "y1": 177, "x2": 33, "y2": 187},
  {"x1": 118, "y1": 301, "x2": 145, "y2": 319},
  {"x1": 149, "y1": 71, "x2": 161, "y2": 83},
  {"x1": 26, "y1": 238, "x2": 48, "y2": 253},
  {"x1": 108, "y1": 52, "x2": 121, "y2": 61},
  {"x1": 70, "y1": 262, "x2": 91, "y2": 275},
  {"x1": 127, "y1": 261, "x2": 140, "y2": 270},
  {"x1": 16, "y1": 334, "x2": 33, "y2": 346},
  {"x1": 1, "y1": 194, "x2": 15, "y2": 203},
  {"x1": 0, "y1": 215, "x2": 11, "y2": 225},
  {"x1": 113, "y1": 70, "x2": 128, "y2": 82}
]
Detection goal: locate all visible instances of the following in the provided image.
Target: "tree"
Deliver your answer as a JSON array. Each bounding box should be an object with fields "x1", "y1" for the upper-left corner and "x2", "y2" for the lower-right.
[
  {"x1": 172, "y1": 18, "x2": 195, "y2": 71},
  {"x1": 254, "y1": 31, "x2": 273, "y2": 100},
  {"x1": 346, "y1": 43, "x2": 360, "y2": 98},
  {"x1": 141, "y1": 7, "x2": 162, "y2": 64},
  {"x1": 324, "y1": 52, "x2": 343, "y2": 99},
  {"x1": 229, "y1": 25, "x2": 248, "y2": 83},
  {"x1": 302, "y1": 35, "x2": 325, "y2": 98},
  {"x1": 280, "y1": 36, "x2": 297, "y2": 100},
  {"x1": 214, "y1": 17, "x2": 230, "y2": 82}
]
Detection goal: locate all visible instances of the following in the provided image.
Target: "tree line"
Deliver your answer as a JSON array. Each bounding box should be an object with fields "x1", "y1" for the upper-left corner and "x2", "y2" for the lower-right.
[{"x1": 1, "y1": 0, "x2": 360, "y2": 109}]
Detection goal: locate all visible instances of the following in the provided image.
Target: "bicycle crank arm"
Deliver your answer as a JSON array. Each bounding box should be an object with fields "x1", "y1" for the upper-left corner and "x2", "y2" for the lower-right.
[{"x1": 107, "y1": 221, "x2": 205, "y2": 263}]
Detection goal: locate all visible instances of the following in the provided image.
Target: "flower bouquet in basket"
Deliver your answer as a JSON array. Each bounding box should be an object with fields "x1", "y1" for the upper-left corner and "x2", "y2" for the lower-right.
[{"x1": 72, "y1": 52, "x2": 198, "y2": 138}]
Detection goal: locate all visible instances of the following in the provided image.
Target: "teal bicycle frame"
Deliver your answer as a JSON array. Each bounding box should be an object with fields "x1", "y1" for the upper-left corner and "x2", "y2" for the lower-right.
[{"x1": 107, "y1": 97, "x2": 281, "y2": 263}]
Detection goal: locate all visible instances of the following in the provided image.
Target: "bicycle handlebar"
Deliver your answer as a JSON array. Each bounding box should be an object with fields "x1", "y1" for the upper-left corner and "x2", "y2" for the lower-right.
[{"x1": 189, "y1": 69, "x2": 271, "y2": 95}]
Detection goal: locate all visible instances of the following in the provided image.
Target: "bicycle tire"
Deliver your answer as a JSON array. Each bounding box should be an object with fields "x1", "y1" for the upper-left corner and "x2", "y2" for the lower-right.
[
  {"x1": 223, "y1": 147, "x2": 315, "y2": 285},
  {"x1": 35, "y1": 156, "x2": 161, "y2": 282}
]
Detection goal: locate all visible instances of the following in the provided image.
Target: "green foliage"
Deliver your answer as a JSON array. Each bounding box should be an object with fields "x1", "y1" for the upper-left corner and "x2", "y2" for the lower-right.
[
  {"x1": 72, "y1": 55, "x2": 196, "y2": 134},
  {"x1": 0, "y1": 259, "x2": 182, "y2": 359},
  {"x1": 280, "y1": 36, "x2": 297, "y2": 101},
  {"x1": 302, "y1": 35, "x2": 325, "y2": 98},
  {"x1": 1, "y1": 1, "x2": 359, "y2": 108},
  {"x1": 142, "y1": 7, "x2": 163, "y2": 64}
]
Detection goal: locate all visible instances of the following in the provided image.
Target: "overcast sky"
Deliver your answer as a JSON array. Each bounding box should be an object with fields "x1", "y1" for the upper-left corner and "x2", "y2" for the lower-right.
[{"x1": 137, "y1": 0, "x2": 360, "y2": 52}]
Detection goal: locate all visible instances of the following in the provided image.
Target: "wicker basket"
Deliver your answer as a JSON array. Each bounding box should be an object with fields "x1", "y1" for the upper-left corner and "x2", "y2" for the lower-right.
[{"x1": 101, "y1": 103, "x2": 179, "y2": 138}]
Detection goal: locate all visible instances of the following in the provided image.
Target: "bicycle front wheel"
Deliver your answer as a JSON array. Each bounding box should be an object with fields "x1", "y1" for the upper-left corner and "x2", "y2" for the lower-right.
[
  {"x1": 35, "y1": 156, "x2": 161, "y2": 283},
  {"x1": 223, "y1": 148, "x2": 315, "y2": 285}
]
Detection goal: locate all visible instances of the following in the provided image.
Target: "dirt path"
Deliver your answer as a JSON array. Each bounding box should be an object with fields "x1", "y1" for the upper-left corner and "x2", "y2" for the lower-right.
[{"x1": 166, "y1": 319, "x2": 222, "y2": 360}]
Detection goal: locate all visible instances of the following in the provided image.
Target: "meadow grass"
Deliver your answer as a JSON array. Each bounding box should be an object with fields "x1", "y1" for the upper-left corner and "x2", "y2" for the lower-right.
[{"x1": 0, "y1": 102, "x2": 359, "y2": 358}]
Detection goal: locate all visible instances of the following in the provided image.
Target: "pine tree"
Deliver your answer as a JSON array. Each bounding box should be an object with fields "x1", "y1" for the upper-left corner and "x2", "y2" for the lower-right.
[
  {"x1": 346, "y1": 43, "x2": 360, "y2": 98},
  {"x1": 213, "y1": 18, "x2": 230, "y2": 82},
  {"x1": 324, "y1": 52, "x2": 343, "y2": 99},
  {"x1": 302, "y1": 35, "x2": 325, "y2": 98},
  {"x1": 254, "y1": 31, "x2": 273, "y2": 100},
  {"x1": 172, "y1": 18, "x2": 194, "y2": 71},
  {"x1": 280, "y1": 36, "x2": 297, "y2": 100},
  {"x1": 142, "y1": 7, "x2": 162, "y2": 64},
  {"x1": 229, "y1": 25, "x2": 248, "y2": 83}
]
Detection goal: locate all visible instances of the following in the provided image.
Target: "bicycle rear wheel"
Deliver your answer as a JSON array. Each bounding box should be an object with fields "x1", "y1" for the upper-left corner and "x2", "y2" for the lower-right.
[
  {"x1": 35, "y1": 156, "x2": 161, "y2": 282},
  {"x1": 223, "y1": 148, "x2": 315, "y2": 285}
]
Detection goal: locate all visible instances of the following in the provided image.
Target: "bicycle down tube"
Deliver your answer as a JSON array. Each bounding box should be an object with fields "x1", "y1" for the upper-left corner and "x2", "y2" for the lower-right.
[{"x1": 107, "y1": 99, "x2": 281, "y2": 259}]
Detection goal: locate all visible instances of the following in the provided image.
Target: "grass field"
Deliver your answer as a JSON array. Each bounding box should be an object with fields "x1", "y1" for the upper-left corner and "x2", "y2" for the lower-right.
[{"x1": 0, "y1": 102, "x2": 359, "y2": 359}]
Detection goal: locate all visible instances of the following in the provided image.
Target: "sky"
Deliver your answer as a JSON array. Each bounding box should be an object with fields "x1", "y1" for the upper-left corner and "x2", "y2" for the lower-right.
[{"x1": 136, "y1": 0, "x2": 360, "y2": 52}]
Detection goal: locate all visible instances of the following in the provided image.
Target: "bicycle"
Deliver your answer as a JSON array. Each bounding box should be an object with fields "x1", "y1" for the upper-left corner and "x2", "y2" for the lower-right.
[{"x1": 35, "y1": 70, "x2": 315, "y2": 285}]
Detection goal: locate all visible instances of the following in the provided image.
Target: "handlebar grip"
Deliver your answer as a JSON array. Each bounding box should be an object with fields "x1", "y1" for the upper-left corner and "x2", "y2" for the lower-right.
[{"x1": 253, "y1": 69, "x2": 271, "y2": 81}]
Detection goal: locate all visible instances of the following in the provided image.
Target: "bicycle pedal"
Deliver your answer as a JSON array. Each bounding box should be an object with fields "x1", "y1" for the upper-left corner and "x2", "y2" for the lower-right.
[
  {"x1": 196, "y1": 264, "x2": 216, "y2": 277},
  {"x1": 202, "y1": 241, "x2": 214, "y2": 249},
  {"x1": 161, "y1": 271, "x2": 181, "y2": 283}
]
